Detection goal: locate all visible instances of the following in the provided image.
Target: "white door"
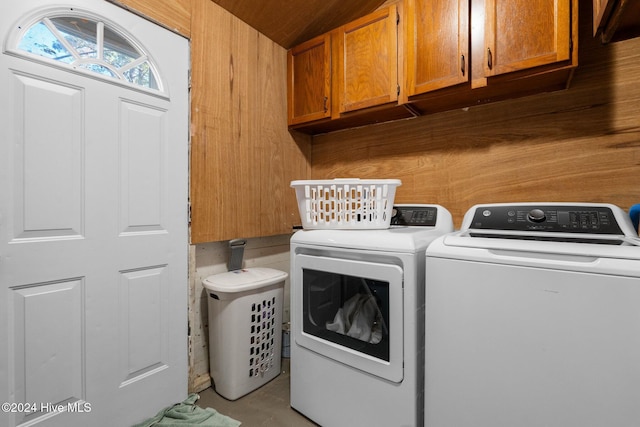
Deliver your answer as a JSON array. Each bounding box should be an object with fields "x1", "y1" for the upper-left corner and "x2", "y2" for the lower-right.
[{"x1": 0, "y1": 1, "x2": 189, "y2": 426}]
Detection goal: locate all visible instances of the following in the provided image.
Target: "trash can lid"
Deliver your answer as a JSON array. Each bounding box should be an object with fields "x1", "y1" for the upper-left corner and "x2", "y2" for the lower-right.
[{"x1": 202, "y1": 267, "x2": 288, "y2": 293}]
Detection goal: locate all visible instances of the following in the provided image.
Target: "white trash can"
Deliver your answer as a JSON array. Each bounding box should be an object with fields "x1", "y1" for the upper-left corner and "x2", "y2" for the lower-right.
[{"x1": 203, "y1": 267, "x2": 287, "y2": 400}]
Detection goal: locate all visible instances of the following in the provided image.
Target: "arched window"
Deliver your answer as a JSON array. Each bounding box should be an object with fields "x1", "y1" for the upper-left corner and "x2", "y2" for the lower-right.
[{"x1": 6, "y1": 7, "x2": 163, "y2": 92}]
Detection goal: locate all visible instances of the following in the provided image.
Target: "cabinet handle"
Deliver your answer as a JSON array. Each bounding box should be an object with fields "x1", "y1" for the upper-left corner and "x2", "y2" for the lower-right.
[
  {"x1": 461, "y1": 54, "x2": 465, "y2": 76},
  {"x1": 487, "y1": 47, "x2": 493, "y2": 70},
  {"x1": 323, "y1": 96, "x2": 328, "y2": 113}
]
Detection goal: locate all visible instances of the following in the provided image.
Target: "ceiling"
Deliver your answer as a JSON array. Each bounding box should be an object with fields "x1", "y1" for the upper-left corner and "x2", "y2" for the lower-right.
[{"x1": 210, "y1": 0, "x2": 388, "y2": 49}]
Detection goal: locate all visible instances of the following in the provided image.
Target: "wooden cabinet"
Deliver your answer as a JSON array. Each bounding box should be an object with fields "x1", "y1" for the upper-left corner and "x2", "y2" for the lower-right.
[
  {"x1": 287, "y1": 4, "x2": 415, "y2": 133},
  {"x1": 593, "y1": 0, "x2": 613, "y2": 37},
  {"x1": 483, "y1": 0, "x2": 572, "y2": 78},
  {"x1": 336, "y1": 5, "x2": 399, "y2": 113},
  {"x1": 290, "y1": 0, "x2": 577, "y2": 133},
  {"x1": 404, "y1": 0, "x2": 577, "y2": 114},
  {"x1": 287, "y1": 33, "x2": 332, "y2": 125},
  {"x1": 474, "y1": 0, "x2": 578, "y2": 94},
  {"x1": 405, "y1": 0, "x2": 469, "y2": 97},
  {"x1": 593, "y1": 0, "x2": 640, "y2": 43}
]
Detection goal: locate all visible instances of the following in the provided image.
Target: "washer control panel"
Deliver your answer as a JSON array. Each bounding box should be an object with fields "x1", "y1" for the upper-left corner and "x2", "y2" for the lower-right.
[
  {"x1": 469, "y1": 204, "x2": 624, "y2": 234},
  {"x1": 391, "y1": 205, "x2": 438, "y2": 226}
]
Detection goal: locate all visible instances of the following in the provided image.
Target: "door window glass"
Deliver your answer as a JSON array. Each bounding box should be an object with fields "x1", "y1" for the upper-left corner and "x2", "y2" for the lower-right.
[
  {"x1": 302, "y1": 268, "x2": 390, "y2": 361},
  {"x1": 10, "y1": 9, "x2": 161, "y2": 91}
]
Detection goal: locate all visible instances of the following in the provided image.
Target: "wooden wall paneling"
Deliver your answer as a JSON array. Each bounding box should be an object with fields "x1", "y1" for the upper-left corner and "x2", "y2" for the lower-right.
[
  {"x1": 108, "y1": 0, "x2": 192, "y2": 38},
  {"x1": 259, "y1": 36, "x2": 283, "y2": 237},
  {"x1": 257, "y1": 37, "x2": 310, "y2": 236},
  {"x1": 254, "y1": 41, "x2": 312, "y2": 236},
  {"x1": 282, "y1": 132, "x2": 313, "y2": 229},
  {"x1": 190, "y1": 0, "x2": 311, "y2": 243},
  {"x1": 311, "y1": 9, "x2": 640, "y2": 228},
  {"x1": 191, "y1": 0, "x2": 256, "y2": 242}
]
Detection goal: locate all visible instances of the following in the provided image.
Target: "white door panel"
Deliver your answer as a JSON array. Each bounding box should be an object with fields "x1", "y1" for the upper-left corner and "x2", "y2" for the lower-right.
[
  {"x1": 0, "y1": 1, "x2": 188, "y2": 426},
  {"x1": 10, "y1": 72, "x2": 84, "y2": 241}
]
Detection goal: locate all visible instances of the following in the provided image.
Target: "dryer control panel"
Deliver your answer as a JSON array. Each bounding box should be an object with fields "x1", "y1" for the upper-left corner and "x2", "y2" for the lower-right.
[
  {"x1": 468, "y1": 204, "x2": 624, "y2": 235},
  {"x1": 391, "y1": 205, "x2": 438, "y2": 226}
]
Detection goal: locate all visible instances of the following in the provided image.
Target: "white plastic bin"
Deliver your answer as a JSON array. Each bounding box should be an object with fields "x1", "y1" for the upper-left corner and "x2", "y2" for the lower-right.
[{"x1": 203, "y1": 267, "x2": 287, "y2": 400}]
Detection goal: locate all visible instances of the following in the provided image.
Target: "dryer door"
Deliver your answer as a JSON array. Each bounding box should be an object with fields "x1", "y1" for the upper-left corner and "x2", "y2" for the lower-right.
[{"x1": 293, "y1": 254, "x2": 403, "y2": 382}]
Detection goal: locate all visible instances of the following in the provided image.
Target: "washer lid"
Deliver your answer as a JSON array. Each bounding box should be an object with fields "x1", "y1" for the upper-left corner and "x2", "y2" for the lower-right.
[{"x1": 202, "y1": 267, "x2": 287, "y2": 293}]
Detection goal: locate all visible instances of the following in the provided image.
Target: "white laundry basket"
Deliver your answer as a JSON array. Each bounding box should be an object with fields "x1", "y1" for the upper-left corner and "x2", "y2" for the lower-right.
[
  {"x1": 203, "y1": 268, "x2": 287, "y2": 400},
  {"x1": 291, "y1": 178, "x2": 401, "y2": 229}
]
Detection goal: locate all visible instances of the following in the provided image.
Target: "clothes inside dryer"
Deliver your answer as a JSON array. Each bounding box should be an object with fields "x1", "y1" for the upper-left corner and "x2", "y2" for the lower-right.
[{"x1": 326, "y1": 293, "x2": 383, "y2": 344}]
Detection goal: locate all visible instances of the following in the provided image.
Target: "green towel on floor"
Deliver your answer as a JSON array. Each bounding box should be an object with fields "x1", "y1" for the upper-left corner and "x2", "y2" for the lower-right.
[{"x1": 133, "y1": 393, "x2": 241, "y2": 427}]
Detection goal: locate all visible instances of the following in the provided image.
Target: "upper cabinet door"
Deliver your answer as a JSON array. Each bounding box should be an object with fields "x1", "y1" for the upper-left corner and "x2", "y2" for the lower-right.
[
  {"x1": 484, "y1": 0, "x2": 572, "y2": 77},
  {"x1": 337, "y1": 5, "x2": 399, "y2": 113},
  {"x1": 405, "y1": 0, "x2": 469, "y2": 97},
  {"x1": 287, "y1": 33, "x2": 332, "y2": 125}
]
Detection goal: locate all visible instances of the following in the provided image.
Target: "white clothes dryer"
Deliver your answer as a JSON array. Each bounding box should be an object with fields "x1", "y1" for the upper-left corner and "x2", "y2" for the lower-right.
[
  {"x1": 290, "y1": 205, "x2": 453, "y2": 427},
  {"x1": 425, "y1": 202, "x2": 640, "y2": 427}
]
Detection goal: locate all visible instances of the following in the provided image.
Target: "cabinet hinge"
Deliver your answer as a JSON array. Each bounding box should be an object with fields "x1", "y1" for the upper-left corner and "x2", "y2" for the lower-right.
[
  {"x1": 397, "y1": 84, "x2": 400, "y2": 96},
  {"x1": 396, "y1": 11, "x2": 400, "y2": 25}
]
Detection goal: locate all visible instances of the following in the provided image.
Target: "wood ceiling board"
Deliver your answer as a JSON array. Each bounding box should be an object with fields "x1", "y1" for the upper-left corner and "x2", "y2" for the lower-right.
[{"x1": 210, "y1": 0, "x2": 387, "y2": 48}]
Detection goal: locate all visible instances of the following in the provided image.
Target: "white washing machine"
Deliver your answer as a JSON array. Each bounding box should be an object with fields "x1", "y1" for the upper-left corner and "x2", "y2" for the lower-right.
[
  {"x1": 290, "y1": 205, "x2": 453, "y2": 427},
  {"x1": 425, "y1": 202, "x2": 640, "y2": 427}
]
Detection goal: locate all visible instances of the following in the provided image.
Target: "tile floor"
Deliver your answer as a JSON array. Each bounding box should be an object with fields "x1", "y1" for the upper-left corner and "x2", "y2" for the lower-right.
[{"x1": 197, "y1": 358, "x2": 318, "y2": 427}]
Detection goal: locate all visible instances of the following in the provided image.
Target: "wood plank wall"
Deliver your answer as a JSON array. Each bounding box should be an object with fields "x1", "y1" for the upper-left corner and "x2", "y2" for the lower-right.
[
  {"x1": 190, "y1": 0, "x2": 311, "y2": 243},
  {"x1": 108, "y1": 0, "x2": 192, "y2": 37},
  {"x1": 311, "y1": 7, "x2": 640, "y2": 228}
]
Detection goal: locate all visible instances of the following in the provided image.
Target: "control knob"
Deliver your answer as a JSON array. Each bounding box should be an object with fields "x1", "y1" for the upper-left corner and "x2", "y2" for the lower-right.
[{"x1": 527, "y1": 208, "x2": 546, "y2": 223}]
